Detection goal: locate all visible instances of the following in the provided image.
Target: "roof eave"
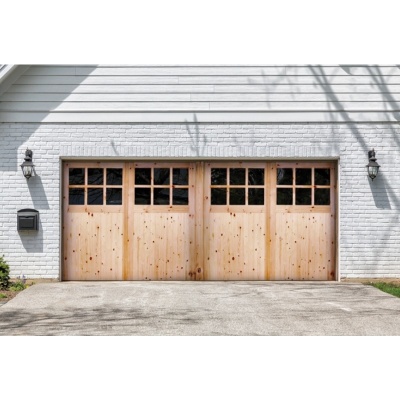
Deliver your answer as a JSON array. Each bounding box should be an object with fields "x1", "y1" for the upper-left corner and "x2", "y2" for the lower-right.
[{"x1": 0, "y1": 65, "x2": 17, "y2": 84}]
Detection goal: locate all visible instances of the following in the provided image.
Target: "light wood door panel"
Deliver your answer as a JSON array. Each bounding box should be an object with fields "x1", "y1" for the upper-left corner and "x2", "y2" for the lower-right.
[
  {"x1": 128, "y1": 212, "x2": 192, "y2": 280},
  {"x1": 271, "y1": 213, "x2": 335, "y2": 280},
  {"x1": 268, "y1": 162, "x2": 336, "y2": 280},
  {"x1": 62, "y1": 162, "x2": 125, "y2": 280},
  {"x1": 125, "y1": 162, "x2": 197, "y2": 280},
  {"x1": 203, "y1": 162, "x2": 267, "y2": 280},
  {"x1": 204, "y1": 212, "x2": 266, "y2": 280}
]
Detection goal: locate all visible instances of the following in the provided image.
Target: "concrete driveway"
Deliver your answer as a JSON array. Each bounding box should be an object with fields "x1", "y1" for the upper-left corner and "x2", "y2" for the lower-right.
[{"x1": 0, "y1": 281, "x2": 399, "y2": 335}]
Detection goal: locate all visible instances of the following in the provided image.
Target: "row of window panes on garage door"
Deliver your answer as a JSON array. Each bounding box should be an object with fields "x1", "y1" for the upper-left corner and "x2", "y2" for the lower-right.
[
  {"x1": 68, "y1": 167, "x2": 189, "y2": 206},
  {"x1": 68, "y1": 167, "x2": 330, "y2": 206},
  {"x1": 276, "y1": 167, "x2": 331, "y2": 205}
]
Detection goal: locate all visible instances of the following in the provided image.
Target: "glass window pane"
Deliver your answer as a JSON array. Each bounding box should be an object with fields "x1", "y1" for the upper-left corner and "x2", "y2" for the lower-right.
[
  {"x1": 88, "y1": 188, "x2": 103, "y2": 205},
  {"x1": 135, "y1": 188, "x2": 151, "y2": 205},
  {"x1": 277, "y1": 168, "x2": 293, "y2": 185},
  {"x1": 173, "y1": 189, "x2": 188, "y2": 205},
  {"x1": 173, "y1": 168, "x2": 189, "y2": 185},
  {"x1": 277, "y1": 188, "x2": 293, "y2": 205},
  {"x1": 106, "y1": 168, "x2": 123, "y2": 185},
  {"x1": 154, "y1": 168, "x2": 170, "y2": 185},
  {"x1": 154, "y1": 188, "x2": 170, "y2": 205},
  {"x1": 295, "y1": 188, "x2": 311, "y2": 205},
  {"x1": 211, "y1": 188, "x2": 227, "y2": 205},
  {"x1": 230, "y1": 188, "x2": 245, "y2": 205},
  {"x1": 315, "y1": 189, "x2": 330, "y2": 205},
  {"x1": 229, "y1": 168, "x2": 245, "y2": 185},
  {"x1": 135, "y1": 168, "x2": 151, "y2": 185},
  {"x1": 248, "y1": 188, "x2": 264, "y2": 205},
  {"x1": 69, "y1": 188, "x2": 84, "y2": 205},
  {"x1": 211, "y1": 168, "x2": 227, "y2": 185},
  {"x1": 296, "y1": 169, "x2": 311, "y2": 185},
  {"x1": 248, "y1": 169, "x2": 264, "y2": 185},
  {"x1": 315, "y1": 168, "x2": 330, "y2": 186},
  {"x1": 69, "y1": 168, "x2": 85, "y2": 185},
  {"x1": 106, "y1": 188, "x2": 122, "y2": 205},
  {"x1": 88, "y1": 168, "x2": 104, "y2": 185}
]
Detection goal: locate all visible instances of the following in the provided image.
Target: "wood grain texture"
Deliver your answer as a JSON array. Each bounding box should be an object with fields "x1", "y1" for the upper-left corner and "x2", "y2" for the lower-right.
[
  {"x1": 62, "y1": 160, "x2": 337, "y2": 281},
  {"x1": 130, "y1": 212, "x2": 190, "y2": 280},
  {"x1": 62, "y1": 161, "x2": 125, "y2": 280},
  {"x1": 268, "y1": 162, "x2": 336, "y2": 281},
  {"x1": 203, "y1": 162, "x2": 267, "y2": 280}
]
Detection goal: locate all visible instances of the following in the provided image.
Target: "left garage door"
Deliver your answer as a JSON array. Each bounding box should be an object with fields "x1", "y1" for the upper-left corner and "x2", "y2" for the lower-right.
[
  {"x1": 63, "y1": 162, "x2": 126, "y2": 280},
  {"x1": 63, "y1": 161, "x2": 198, "y2": 280}
]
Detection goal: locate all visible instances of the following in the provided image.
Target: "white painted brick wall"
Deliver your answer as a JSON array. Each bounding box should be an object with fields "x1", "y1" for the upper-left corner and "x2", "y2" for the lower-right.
[{"x1": 1, "y1": 122, "x2": 399, "y2": 279}]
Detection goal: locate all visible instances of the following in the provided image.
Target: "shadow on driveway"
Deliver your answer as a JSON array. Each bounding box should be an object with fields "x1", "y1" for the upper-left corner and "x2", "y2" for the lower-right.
[{"x1": 0, "y1": 281, "x2": 399, "y2": 335}]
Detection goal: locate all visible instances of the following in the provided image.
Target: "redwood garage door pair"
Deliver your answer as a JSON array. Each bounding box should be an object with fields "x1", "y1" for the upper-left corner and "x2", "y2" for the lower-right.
[{"x1": 63, "y1": 161, "x2": 336, "y2": 281}]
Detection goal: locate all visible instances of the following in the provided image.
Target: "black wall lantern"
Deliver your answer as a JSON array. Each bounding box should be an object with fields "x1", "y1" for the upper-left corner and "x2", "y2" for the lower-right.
[
  {"x1": 20, "y1": 148, "x2": 35, "y2": 180},
  {"x1": 366, "y1": 149, "x2": 380, "y2": 181}
]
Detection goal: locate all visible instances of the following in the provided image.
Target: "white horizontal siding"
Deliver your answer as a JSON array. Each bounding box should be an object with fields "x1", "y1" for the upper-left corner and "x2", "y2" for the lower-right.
[
  {"x1": 7, "y1": 84, "x2": 400, "y2": 94},
  {"x1": 2, "y1": 65, "x2": 400, "y2": 122},
  {"x1": 14, "y1": 74, "x2": 400, "y2": 85},
  {"x1": 2, "y1": 101, "x2": 400, "y2": 112},
  {"x1": 24, "y1": 65, "x2": 400, "y2": 76},
  {"x1": 5, "y1": 92, "x2": 400, "y2": 102},
  {"x1": 7, "y1": 85, "x2": 216, "y2": 93}
]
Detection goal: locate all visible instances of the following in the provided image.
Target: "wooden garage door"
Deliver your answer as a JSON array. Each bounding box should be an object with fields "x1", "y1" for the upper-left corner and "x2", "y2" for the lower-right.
[
  {"x1": 62, "y1": 161, "x2": 336, "y2": 281},
  {"x1": 203, "y1": 162, "x2": 267, "y2": 280},
  {"x1": 63, "y1": 162, "x2": 125, "y2": 280},
  {"x1": 124, "y1": 162, "x2": 198, "y2": 280},
  {"x1": 268, "y1": 162, "x2": 337, "y2": 280}
]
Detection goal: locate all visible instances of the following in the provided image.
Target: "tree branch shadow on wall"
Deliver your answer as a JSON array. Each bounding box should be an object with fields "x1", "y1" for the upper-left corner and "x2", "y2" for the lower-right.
[
  {"x1": 110, "y1": 139, "x2": 120, "y2": 156},
  {"x1": 248, "y1": 65, "x2": 400, "y2": 270},
  {"x1": 306, "y1": 65, "x2": 400, "y2": 203},
  {"x1": 307, "y1": 65, "x2": 400, "y2": 266},
  {"x1": 185, "y1": 114, "x2": 208, "y2": 157}
]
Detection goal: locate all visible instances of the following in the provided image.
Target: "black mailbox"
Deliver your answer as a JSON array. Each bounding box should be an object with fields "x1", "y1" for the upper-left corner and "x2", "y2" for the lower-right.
[{"x1": 17, "y1": 209, "x2": 39, "y2": 231}]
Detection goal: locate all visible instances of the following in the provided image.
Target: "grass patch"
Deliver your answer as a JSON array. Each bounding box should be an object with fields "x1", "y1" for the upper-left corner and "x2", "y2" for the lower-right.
[
  {"x1": 0, "y1": 293, "x2": 6, "y2": 299},
  {"x1": 9, "y1": 280, "x2": 28, "y2": 291},
  {"x1": 368, "y1": 282, "x2": 400, "y2": 298}
]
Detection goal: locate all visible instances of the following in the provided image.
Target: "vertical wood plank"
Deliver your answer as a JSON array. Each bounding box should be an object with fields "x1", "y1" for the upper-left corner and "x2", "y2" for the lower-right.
[
  {"x1": 267, "y1": 163, "x2": 276, "y2": 279},
  {"x1": 123, "y1": 162, "x2": 131, "y2": 280},
  {"x1": 193, "y1": 162, "x2": 204, "y2": 280},
  {"x1": 203, "y1": 163, "x2": 211, "y2": 280}
]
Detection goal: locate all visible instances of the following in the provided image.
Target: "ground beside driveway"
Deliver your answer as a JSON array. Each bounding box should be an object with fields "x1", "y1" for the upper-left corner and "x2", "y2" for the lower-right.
[{"x1": 0, "y1": 281, "x2": 399, "y2": 335}]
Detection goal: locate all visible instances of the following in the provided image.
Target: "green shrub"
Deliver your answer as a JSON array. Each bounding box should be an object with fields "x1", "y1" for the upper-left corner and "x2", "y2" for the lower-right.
[
  {"x1": 9, "y1": 280, "x2": 27, "y2": 292},
  {"x1": 0, "y1": 255, "x2": 10, "y2": 289}
]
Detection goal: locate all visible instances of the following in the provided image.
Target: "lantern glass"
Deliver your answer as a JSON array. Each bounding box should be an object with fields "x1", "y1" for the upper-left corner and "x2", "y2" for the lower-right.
[
  {"x1": 22, "y1": 165, "x2": 34, "y2": 179},
  {"x1": 368, "y1": 166, "x2": 379, "y2": 180}
]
